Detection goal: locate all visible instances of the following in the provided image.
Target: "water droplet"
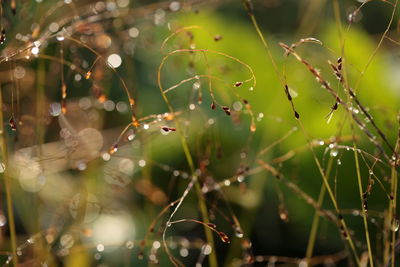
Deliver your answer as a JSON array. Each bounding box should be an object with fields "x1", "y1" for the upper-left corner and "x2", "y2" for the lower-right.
[
  {"x1": 56, "y1": 34, "x2": 65, "y2": 41},
  {"x1": 49, "y1": 103, "x2": 62, "y2": 116},
  {"x1": 330, "y1": 148, "x2": 338, "y2": 157},
  {"x1": 0, "y1": 163, "x2": 6, "y2": 173},
  {"x1": 126, "y1": 240, "x2": 134, "y2": 249},
  {"x1": 138, "y1": 160, "x2": 146, "y2": 167},
  {"x1": 107, "y1": 53, "x2": 122, "y2": 68},
  {"x1": 279, "y1": 210, "x2": 289, "y2": 222},
  {"x1": 392, "y1": 219, "x2": 399, "y2": 232},
  {"x1": 31, "y1": 46, "x2": 39, "y2": 55},
  {"x1": 234, "y1": 225, "x2": 244, "y2": 238},
  {"x1": 224, "y1": 179, "x2": 231, "y2": 186},
  {"x1": 153, "y1": 241, "x2": 161, "y2": 249},
  {"x1": 233, "y1": 101, "x2": 243, "y2": 111},
  {"x1": 0, "y1": 214, "x2": 7, "y2": 227},
  {"x1": 192, "y1": 82, "x2": 200, "y2": 90},
  {"x1": 179, "y1": 248, "x2": 189, "y2": 257},
  {"x1": 60, "y1": 234, "x2": 74, "y2": 248},
  {"x1": 96, "y1": 243, "x2": 105, "y2": 252},
  {"x1": 202, "y1": 244, "x2": 212, "y2": 255}
]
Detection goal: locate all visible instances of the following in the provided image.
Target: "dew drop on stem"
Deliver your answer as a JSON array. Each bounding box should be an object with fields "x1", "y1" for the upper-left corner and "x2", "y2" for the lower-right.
[
  {"x1": 233, "y1": 225, "x2": 244, "y2": 238},
  {"x1": 0, "y1": 163, "x2": 5, "y2": 173},
  {"x1": 392, "y1": 219, "x2": 399, "y2": 232}
]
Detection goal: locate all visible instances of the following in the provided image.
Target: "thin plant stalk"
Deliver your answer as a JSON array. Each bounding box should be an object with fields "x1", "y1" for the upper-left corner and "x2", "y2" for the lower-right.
[
  {"x1": 0, "y1": 85, "x2": 18, "y2": 267},
  {"x1": 305, "y1": 156, "x2": 333, "y2": 263},
  {"x1": 353, "y1": 141, "x2": 374, "y2": 267},
  {"x1": 157, "y1": 62, "x2": 217, "y2": 267},
  {"x1": 242, "y1": 2, "x2": 360, "y2": 264}
]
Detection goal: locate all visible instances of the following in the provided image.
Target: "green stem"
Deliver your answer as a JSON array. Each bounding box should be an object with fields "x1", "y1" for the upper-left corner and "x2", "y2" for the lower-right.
[
  {"x1": 305, "y1": 157, "x2": 333, "y2": 263},
  {"x1": 0, "y1": 85, "x2": 18, "y2": 266},
  {"x1": 243, "y1": 3, "x2": 360, "y2": 264},
  {"x1": 353, "y1": 142, "x2": 374, "y2": 267},
  {"x1": 158, "y1": 70, "x2": 217, "y2": 267}
]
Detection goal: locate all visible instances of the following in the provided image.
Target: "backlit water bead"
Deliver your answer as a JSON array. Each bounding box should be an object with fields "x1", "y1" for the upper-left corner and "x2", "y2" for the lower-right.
[
  {"x1": 152, "y1": 241, "x2": 161, "y2": 249},
  {"x1": 128, "y1": 27, "x2": 140, "y2": 38},
  {"x1": 234, "y1": 225, "x2": 244, "y2": 238},
  {"x1": 169, "y1": 1, "x2": 180, "y2": 11},
  {"x1": 107, "y1": 54, "x2": 122, "y2": 68},
  {"x1": 104, "y1": 100, "x2": 115, "y2": 111},
  {"x1": 257, "y1": 113, "x2": 264, "y2": 121},
  {"x1": 0, "y1": 214, "x2": 7, "y2": 227},
  {"x1": 69, "y1": 193, "x2": 101, "y2": 223},
  {"x1": 31, "y1": 46, "x2": 39, "y2": 55},
  {"x1": 202, "y1": 244, "x2": 212, "y2": 255},
  {"x1": 49, "y1": 102, "x2": 62, "y2": 116},
  {"x1": 179, "y1": 248, "x2": 189, "y2": 257},
  {"x1": 0, "y1": 163, "x2": 5, "y2": 173},
  {"x1": 391, "y1": 219, "x2": 399, "y2": 232},
  {"x1": 102, "y1": 152, "x2": 111, "y2": 161},
  {"x1": 126, "y1": 240, "x2": 134, "y2": 249},
  {"x1": 330, "y1": 148, "x2": 338, "y2": 157},
  {"x1": 14, "y1": 66, "x2": 26, "y2": 79},
  {"x1": 96, "y1": 244, "x2": 105, "y2": 252},
  {"x1": 60, "y1": 233, "x2": 74, "y2": 248},
  {"x1": 56, "y1": 34, "x2": 65, "y2": 41},
  {"x1": 192, "y1": 82, "x2": 200, "y2": 90},
  {"x1": 233, "y1": 101, "x2": 243, "y2": 111}
]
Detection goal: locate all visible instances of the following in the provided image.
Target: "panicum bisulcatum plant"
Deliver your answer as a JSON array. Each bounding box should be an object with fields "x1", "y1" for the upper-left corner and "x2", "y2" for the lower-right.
[{"x1": 0, "y1": 0, "x2": 399, "y2": 266}]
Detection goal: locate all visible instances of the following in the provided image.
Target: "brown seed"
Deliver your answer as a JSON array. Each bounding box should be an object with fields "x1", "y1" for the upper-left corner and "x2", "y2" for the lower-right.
[
  {"x1": 213, "y1": 35, "x2": 222, "y2": 42},
  {"x1": 234, "y1": 81, "x2": 243, "y2": 87},
  {"x1": 9, "y1": 116, "x2": 16, "y2": 131}
]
